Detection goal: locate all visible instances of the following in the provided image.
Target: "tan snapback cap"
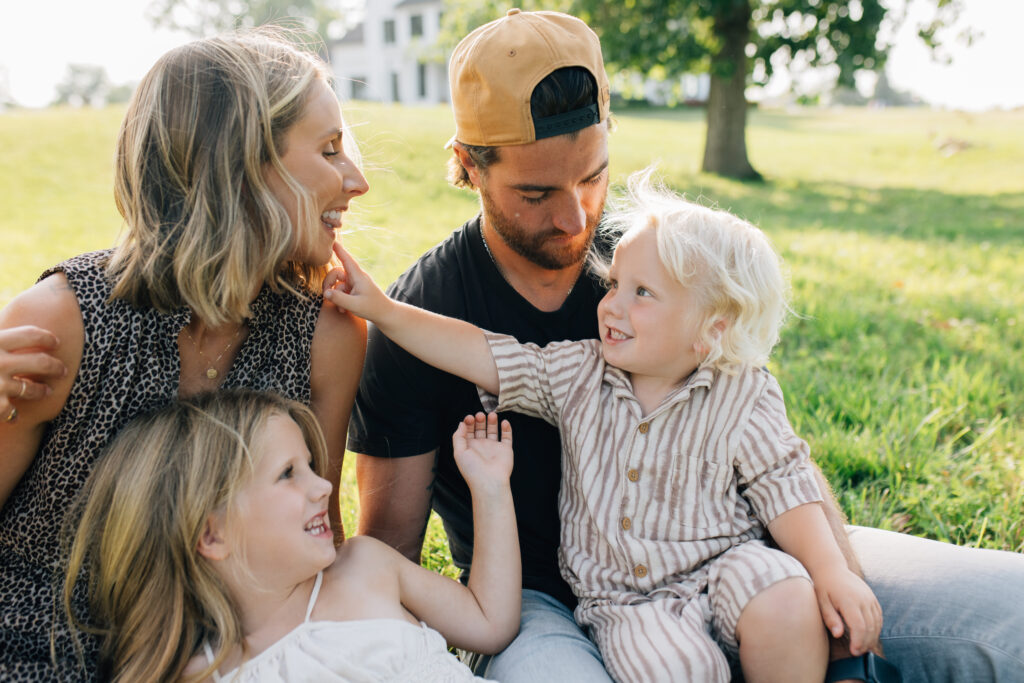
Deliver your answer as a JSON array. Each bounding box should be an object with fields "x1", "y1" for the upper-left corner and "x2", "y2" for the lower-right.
[{"x1": 447, "y1": 8, "x2": 611, "y2": 147}]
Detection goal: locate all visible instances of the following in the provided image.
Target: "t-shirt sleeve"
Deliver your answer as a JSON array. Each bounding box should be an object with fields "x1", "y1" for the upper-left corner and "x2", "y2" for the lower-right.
[
  {"x1": 478, "y1": 331, "x2": 591, "y2": 427},
  {"x1": 736, "y1": 374, "x2": 823, "y2": 523},
  {"x1": 348, "y1": 319, "x2": 452, "y2": 459}
]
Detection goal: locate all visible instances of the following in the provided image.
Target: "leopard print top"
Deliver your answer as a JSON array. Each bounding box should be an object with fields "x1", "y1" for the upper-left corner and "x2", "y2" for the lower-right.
[{"x1": 0, "y1": 250, "x2": 321, "y2": 680}]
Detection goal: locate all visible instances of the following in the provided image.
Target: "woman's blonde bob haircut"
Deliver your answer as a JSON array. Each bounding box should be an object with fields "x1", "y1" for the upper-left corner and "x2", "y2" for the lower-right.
[
  {"x1": 61, "y1": 389, "x2": 329, "y2": 683},
  {"x1": 107, "y1": 28, "x2": 342, "y2": 326},
  {"x1": 600, "y1": 168, "x2": 791, "y2": 374}
]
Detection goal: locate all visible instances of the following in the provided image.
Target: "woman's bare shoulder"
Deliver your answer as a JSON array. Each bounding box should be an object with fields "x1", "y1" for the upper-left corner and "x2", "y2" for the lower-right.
[
  {"x1": 1, "y1": 273, "x2": 83, "y2": 339},
  {"x1": 0, "y1": 273, "x2": 85, "y2": 424}
]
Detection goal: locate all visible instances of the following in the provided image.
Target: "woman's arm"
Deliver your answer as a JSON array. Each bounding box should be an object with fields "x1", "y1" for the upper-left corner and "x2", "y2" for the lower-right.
[
  {"x1": 323, "y1": 244, "x2": 499, "y2": 395},
  {"x1": 310, "y1": 297, "x2": 367, "y2": 541},
  {"x1": 0, "y1": 275, "x2": 82, "y2": 507}
]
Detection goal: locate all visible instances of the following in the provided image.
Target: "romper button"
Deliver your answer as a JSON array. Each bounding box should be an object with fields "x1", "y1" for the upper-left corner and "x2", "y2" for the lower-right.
[
  {"x1": 638, "y1": 422, "x2": 649, "y2": 434},
  {"x1": 621, "y1": 517, "x2": 632, "y2": 530},
  {"x1": 634, "y1": 564, "x2": 648, "y2": 578},
  {"x1": 627, "y1": 468, "x2": 639, "y2": 482}
]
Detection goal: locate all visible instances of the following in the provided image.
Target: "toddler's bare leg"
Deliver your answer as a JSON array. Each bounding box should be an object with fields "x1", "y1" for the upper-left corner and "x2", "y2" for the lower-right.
[{"x1": 735, "y1": 577, "x2": 828, "y2": 683}]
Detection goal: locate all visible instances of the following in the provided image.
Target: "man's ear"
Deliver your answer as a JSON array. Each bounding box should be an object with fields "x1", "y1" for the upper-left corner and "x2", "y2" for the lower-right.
[
  {"x1": 451, "y1": 142, "x2": 483, "y2": 188},
  {"x1": 197, "y1": 512, "x2": 230, "y2": 562}
]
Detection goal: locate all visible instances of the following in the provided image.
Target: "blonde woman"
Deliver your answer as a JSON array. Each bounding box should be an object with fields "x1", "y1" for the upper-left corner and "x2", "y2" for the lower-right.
[
  {"x1": 0, "y1": 29, "x2": 367, "y2": 679},
  {"x1": 62, "y1": 390, "x2": 519, "y2": 682}
]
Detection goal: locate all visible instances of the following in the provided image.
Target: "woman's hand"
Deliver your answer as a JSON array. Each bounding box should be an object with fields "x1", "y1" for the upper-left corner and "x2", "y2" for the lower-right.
[{"x1": 0, "y1": 325, "x2": 66, "y2": 423}]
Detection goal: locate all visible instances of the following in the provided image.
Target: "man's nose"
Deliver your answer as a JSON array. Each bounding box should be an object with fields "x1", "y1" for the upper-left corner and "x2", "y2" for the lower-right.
[{"x1": 551, "y1": 191, "x2": 587, "y2": 236}]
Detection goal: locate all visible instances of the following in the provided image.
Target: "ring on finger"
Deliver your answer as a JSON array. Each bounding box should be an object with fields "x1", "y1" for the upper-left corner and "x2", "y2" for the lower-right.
[
  {"x1": 18, "y1": 379, "x2": 27, "y2": 399},
  {"x1": 4, "y1": 407, "x2": 16, "y2": 423}
]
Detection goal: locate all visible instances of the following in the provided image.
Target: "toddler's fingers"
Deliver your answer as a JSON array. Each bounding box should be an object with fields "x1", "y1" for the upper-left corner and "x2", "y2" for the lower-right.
[
  {"x1": 332, "y1": 241, "x2": 362, "y2": 275},
  {"x1": 322, "y1": 268, "x2": 347, "y2": 293},
  {"x1": 818, "y1": 598, "x2": 845, "y2": 640},
  {"x1": 844, "y1": 608, "x2": 871, "y2": 655}
]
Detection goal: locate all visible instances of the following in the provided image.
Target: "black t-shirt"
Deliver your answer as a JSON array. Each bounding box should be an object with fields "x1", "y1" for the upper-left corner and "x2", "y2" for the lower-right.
[{"x1": 348, "y1": 216, "x2": 606, "y2": 609}]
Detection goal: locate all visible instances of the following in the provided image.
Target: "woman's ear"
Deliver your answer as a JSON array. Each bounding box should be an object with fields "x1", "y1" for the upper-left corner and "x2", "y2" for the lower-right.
[{"x1": 197, "y1": 512, "x2": 230, "y2": 561}]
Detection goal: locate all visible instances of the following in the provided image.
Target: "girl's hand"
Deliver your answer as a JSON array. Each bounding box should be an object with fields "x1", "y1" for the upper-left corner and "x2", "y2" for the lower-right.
[
  {"x1": 813, "y1": 565, "x2": 883, "y2": 656},
  {"x1": 452, "y1": 412, "x2": 513, "y2": 495},
  {"x1": 323, "y1": 241, "x2": 391, "y2": 322},
  {"x1": 0, "y1": 325, "x2": 65, "y2": 423}
]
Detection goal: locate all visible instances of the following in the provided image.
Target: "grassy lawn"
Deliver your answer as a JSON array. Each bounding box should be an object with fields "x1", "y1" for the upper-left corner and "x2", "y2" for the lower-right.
[{"x1": 2, "y1": 103, "x2": 1021, "y2": 575}]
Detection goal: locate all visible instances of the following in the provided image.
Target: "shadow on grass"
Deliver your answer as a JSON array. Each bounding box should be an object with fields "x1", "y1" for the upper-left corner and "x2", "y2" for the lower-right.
[
  {"x1": 658, "y1": 176, "x2": 1024, "y2": 246},
  {"x1": 614, "y1": 104, "x2": 813, "y2": 131}
]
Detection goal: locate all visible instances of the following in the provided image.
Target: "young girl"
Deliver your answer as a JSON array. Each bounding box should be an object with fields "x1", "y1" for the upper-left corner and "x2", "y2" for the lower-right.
[
  {"x1": 62, "y1": 389, "x2": 520, "y2": 682},
  {"x1": 325, "y1": 170, "x2": 884, "y2": 683}
]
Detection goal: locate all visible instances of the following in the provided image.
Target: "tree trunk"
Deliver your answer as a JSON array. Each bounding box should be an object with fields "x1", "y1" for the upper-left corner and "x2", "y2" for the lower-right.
[{"x1": 701, "y1": 1, "x2": 761, "y2": 180}]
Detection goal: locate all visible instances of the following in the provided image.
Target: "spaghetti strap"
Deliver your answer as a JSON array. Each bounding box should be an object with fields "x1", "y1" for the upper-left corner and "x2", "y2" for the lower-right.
[
  {"x1": 304, "y1": 570, "x2": 324, "y2": 623},
  {"x1": 202, "y1": 641, "x2": 223, "y2": 683}
]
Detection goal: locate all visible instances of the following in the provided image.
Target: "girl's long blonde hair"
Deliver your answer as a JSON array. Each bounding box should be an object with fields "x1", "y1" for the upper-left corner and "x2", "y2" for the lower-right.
[
  {"x1": 106, "y1": 27, "x2": 351, "y2": 326},
  {"x1": 61, "y1": 389, "x2": 328, "y2": 683}
]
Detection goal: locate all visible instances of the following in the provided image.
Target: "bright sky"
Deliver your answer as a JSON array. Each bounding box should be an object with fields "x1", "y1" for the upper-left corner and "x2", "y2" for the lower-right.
[{"x1": 1, "y1": 0, "x2": 1021, "y2": 111}]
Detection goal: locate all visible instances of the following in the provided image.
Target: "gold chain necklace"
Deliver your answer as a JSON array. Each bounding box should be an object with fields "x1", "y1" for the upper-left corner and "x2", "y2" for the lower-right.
[
  {"x1": 182, "y1": 324, "x2": 244, "y2": 380},
  {"x1": 480, "y1": 225, "x2": 579, "y2": 298}
]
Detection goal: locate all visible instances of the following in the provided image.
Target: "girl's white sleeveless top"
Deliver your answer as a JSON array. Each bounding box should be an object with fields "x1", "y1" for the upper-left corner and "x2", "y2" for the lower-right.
[{"x1": 203, "y1": 571, "x2": 493, "y2": 682}]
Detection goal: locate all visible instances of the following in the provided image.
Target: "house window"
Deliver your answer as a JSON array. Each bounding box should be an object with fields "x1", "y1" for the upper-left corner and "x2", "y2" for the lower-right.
[
  {"x1": 417, "y1": 62, "x2": 427, "y2": 98},
  {"x1": 383, "y1": 19, "x2": 396, "y2": 44},
  {"x1": 410, "y1": 14, "x2": 423, "y2": 37},
  {"x1": 391, "y1": 72, "x2": 400, "y2": 102},
  {"x1": 350, "y1": 78, "x2": 367, "y2": 101}
]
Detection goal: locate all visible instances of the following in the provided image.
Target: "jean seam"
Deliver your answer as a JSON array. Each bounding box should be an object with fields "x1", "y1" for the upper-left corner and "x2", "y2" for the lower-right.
[{"x1": 881, "y1": 633, "x2": 1024, "y2": 667}]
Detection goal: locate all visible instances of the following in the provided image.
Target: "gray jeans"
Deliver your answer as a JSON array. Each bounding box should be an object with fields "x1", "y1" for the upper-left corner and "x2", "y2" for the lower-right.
[{"x1": 467, "y1": 526, "x2": 1024, "y2": 682}]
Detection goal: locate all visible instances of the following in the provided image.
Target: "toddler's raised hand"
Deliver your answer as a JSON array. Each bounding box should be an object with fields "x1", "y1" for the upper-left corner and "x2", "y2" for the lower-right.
[{"x1": 452, "y1": 412, "x2": 513, "y2": 495}]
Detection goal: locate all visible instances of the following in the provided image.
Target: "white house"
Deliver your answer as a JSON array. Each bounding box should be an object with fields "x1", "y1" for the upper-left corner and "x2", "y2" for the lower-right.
[
  {"x1": 328, "y1": 2, "x2": 710, "y2": 108},
  {"x1": 329, "y1": 0, "x2": 449, "y2": 105}
]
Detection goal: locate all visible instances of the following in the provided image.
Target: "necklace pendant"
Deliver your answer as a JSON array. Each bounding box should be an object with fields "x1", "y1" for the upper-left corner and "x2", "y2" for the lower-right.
[{"x1": 206, "y1": 368, "x2": 219, "y2": 380}]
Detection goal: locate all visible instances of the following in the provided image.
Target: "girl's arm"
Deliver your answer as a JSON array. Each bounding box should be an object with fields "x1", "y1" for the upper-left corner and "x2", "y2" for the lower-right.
[
  {"x1": 393, "y1": 413, "x2": 520, "y2": 653},
  {"x1": 768, "y1": 503, "x2": 882, "y2": 656},
  {"x1": 323, "y1": 243, "x2": 499, "y2": 395}
]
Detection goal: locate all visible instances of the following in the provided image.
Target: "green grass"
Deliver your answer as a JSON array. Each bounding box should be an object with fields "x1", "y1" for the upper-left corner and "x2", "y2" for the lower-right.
[{"x1": 2, "y1": 103, "x2": 1021, "y2": 572}]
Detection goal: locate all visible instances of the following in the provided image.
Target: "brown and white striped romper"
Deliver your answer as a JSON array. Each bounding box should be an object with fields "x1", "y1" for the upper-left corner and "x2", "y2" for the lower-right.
[{"x1": 482, "y1": 333, "x2": 823, "y2": 683}]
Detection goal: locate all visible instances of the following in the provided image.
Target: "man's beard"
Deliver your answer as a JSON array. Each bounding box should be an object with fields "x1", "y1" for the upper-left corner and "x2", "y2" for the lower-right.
[{"x1": 480, "y1": 189, "x2": 603, "y2": 271}]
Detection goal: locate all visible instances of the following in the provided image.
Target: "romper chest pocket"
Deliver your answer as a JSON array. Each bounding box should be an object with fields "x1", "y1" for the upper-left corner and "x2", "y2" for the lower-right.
[{"x1": 666, "y1": 454, "x2": 735, "y2": 539}]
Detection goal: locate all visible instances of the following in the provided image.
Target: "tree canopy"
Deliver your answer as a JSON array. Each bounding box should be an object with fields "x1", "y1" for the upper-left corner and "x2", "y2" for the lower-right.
[
  {"x1": 146, "y1": 0, "x2": 360, "y2": 40},
  {"x1": 53, "y1": 65, "x2": 112, "y2": 108}
]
